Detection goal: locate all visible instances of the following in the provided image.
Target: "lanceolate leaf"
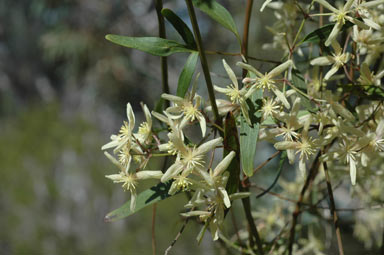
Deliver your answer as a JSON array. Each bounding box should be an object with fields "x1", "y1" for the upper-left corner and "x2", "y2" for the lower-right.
[
  {"x1": 223, "y1": 112, "x2": 240, "y2": 195},
  {"x1": 240, "y1": 82, "x2": 263, "y2": 177},
  {"x1": 105, "y1": 35, "x2": 195, "y2": 56},
  {"x1": 177, "y1": 52, "x2": 199, "y2": 98},
  {"x1": 104, "y1": 181, "x2": 174, "y2": 222},
  {"x1": 192, "y1": 0, "x2": 240, "y2": 43},
  {"x1": 161, "y1": 8, "x2": 197, "y2": 48}
]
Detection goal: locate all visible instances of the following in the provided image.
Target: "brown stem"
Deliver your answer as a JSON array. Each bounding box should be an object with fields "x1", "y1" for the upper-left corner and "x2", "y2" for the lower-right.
[
  {"x1": 242, "y1": 0, "x2": 254, "y2": 79},
  {"x1": 242, "y1": 151, "x2": 280, "y2": 183},
  {"x1": 323, "y1": 161, "x2": 344, "y2": 255}
]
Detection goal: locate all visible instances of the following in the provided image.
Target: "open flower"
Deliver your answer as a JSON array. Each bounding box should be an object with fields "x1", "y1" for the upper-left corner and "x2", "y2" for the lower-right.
[
  {"x1": 161, "y1": 84, "x2": 206, "y2": 137},
  {"x1": 104, "y1": 151, "x2": 163, "y2": 211},
  {"x1": 161, "y1": 136, "x2": 223, "y2": 182},
  {"x1": 238, "y1": 60, "x2": 292, "y2": 109},
  {"x1": 313, "y1": 0, "x2": 371, "y2": 46},
  {"x1": 310, "y1": 41, "x2": 350, "y2": 80},
  {"x1": 214, "y1": 59, "x2": 250, "y2": 124}
]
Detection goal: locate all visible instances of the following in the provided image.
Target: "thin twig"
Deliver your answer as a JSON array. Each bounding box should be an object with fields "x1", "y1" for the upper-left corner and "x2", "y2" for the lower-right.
[
  {"x1": 242, "y1": 151, "x2": 280, "y2": 183},
  {"x1": 205, "y1": 50, "x2": 281, "y2": 64},
  {"x1": 322, "y1": 161, "x2": 344, "y2": 255},
  {"x1": 164, "y1": 218, "x2": 190, "y2": 255}
]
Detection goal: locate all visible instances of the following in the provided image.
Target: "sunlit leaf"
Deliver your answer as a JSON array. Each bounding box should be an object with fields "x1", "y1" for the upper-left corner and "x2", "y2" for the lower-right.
[
  {"x1": 192, "y1": 0, "x2": 240, "y2": 43},
  {"x1": 105, "y1": 35, "x2": 195, "y2": 56},
  {"x1": 104, "y1": 181, "x2": 174, "y2": 222},
  {"x1": 161, "y1": 8, "x2": 197, "y2": 48},
  {"x1": 240, "y1": 79, "x2": 263, "y2": 177},
  {"x1": 177, "y1": 52, "x2": 199, "y2": 98}
]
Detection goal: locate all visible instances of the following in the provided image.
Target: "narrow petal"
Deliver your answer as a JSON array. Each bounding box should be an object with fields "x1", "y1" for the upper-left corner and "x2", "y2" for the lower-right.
[
  {"x1": 260, "y1": 0, "x2": 273, "y2": 11},
  {"x1": 274, "y1": 141, "x2": 298, "y2": 150},
  {"x1": 229, "y1": 192, "x2": 250, "y2": 200},
  {"x1": 136, "y1": 170, "x2": 163, "y2": 180},
  {"x1": 223, "y1": 59, "x2": 238, "y2": 89},
  {"x1": 350, "y1": 159, "x2": 356, "y2": 185},
  {"x1": 344, "y1": 0, "x2": 355, "y2": 10},
  {"x1": 324, "y1": 65, "x2": 339, "y2": 80},
  {"x1": 161, "y1": 93, "x2": 184, "y2": 103},
  {"x1": 299, "y1": 159, "x2": 306, "y2": 177},
  {"x1": 126, "y1": 103, "x2": 135, "y2": 130},
  {"x1": 181, "y1": 211, "x2": 211, "y2": 217},
  {"x1": 315, "y1": 0, "x2": 338, "y2": 13},
  {"x1": 214, "y1": 85, "x2": 231, "y2": 94},
  {"x1": 360, "y1": 0, "x2": 384, "y2": 8},
  {"x1": 362, "y1": 18, "x2": 380, "y2": 30},
  {"x1": 272, "y1": 88, "x2": 290, "y2": 109},
  {"x1": 268, "y1": 60, "x2": 292, "y2": 78},
  {"x1": 213, "y1": 151, "x2": 236, "y2": 177},
  {"x1": 310, "y1": 56, "x2": 334, "y2": 66},
  {"x1": 130, "y1": 191, "x2": 137, "y2": 212},
  {"x1": 348, "y1": 17, "x2": 370, "y2": 30},
  {"x1": 161, "y1": 162, "x2": 183, "y2": 182},
  {"x1": 218, "y1": 187, "x2": 231, "y2": 208},
  {"x1": 325, "y1": 22, "x2": 343, "y2": 47},
  {"x1": 196, "y1": 137, "x2": 223, "y2": 155},
  {"x1": 197, "y1": 114, "x2": 207, "y2": 137},
  {"x1": 236, "y1": 62, "x2": 263, "y2": 77}
]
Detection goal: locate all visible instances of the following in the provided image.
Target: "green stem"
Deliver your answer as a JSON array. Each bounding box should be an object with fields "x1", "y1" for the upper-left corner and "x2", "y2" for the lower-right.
[
  {"x1": 185, "y1": 0, "x2": 221, "y2": 127},
  {"x1": 155, "y1": 0, "x2": 170, "y2": 108}
]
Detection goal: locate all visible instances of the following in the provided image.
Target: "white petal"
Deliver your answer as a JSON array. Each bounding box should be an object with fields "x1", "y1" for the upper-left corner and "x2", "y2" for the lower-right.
[
  {"x1": 299, "y1": 159, "x2": 306, "y2": 177},
  {"x1": 269, "y1": 60, "x2": 292, "y2": 78},
  {"x1": 223, "y1": 59, "x2": 238, "y2": 89},
  {"x1": 196, "y1": 137, "x2": 223, "y2": 155},
  {"x1": 325, "y1": 22, "x2": 343, "y2": 47},
  {"x1": 236, "y1": 62, "x2": 263, "y2": 77},
  {"x1": 218, "y1": 187, "x2": 231, "y2": 208},
  {"x1": 324, "y1": 65, "x2": 339, "y2": 80},
  {"x1": 260, "y1": 0, "x2": 273, "y2": 11},
  {"x1": 197, "y1": 114, "x2": 207, "y2": 137},
  {"x1": 272, "y1": 88, "x2": 290, "y2": 109},
  {"x1": 310, "y1": 56, "x2": 334, "y2": 66},
  {"x1": 274, "y1": 141, "x2": 298, "y2": 150},
  {"x1": 126, "y1": 103, "x2": 135, "y2": 130},
  {"x1": 315, "y1": 0, "x2": 338, "y2": 13},
  {"x1": 350, "y1": 159, "x2": 357, "y2": 185},
  {"x1": 136, "y1": 171, "x2": 163, "y2": 180},
  {"x1": 213, "y1": 151, "x2": 236, "y2": 177},
  {"x1": 161, "y1": 162, "x2": 183, "y2": 182},
  {"x1": 130, "y1": 191, "x2": 137, "y2": 211}
]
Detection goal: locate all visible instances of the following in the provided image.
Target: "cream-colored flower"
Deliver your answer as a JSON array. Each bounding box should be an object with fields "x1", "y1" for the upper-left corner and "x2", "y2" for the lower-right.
[
  {"x1": 238, "y1": 60, "x2": 293, "y2": 109},
  {"x1": 214, "y1": 59, "x2": 250, "y2": 124},
  {"x1": 310, "y1": 41, "x2": 350, "y2": 80}
]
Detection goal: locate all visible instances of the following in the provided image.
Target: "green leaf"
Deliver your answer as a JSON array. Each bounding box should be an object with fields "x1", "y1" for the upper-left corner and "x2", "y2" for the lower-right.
[
  {"x1": 300, "y1": 21, "x2": 354, "y2": 45},
  {"x1": 240, "y1": 84, "x2": 263, "y2": 177},
  {"x1": 177, "y1": 52, "x2": 199, "y2": 98},
  {"x1": 161, "y1": 8, "x2": 197, "y2": 48},
  {"x1": 105, "y1": 35, "x2": 195, "y2": 56},
  {"x1": 291, "y1": 69, "x2": 317, "y2": 112},
  {"x1": 223, "y1": 112, "x2": 240, "y2": 195},
  {"x1": 104, "y1": 181, "x2": 174, "y2": 222},
  {"x1": 192, "y1": 0, "x2": 240, "y2": 43}
]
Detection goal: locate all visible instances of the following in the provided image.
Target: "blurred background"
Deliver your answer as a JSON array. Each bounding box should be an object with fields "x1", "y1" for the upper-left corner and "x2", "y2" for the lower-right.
[{"x1": 0, "y1": 0, "x2": 382, "y2": 254}]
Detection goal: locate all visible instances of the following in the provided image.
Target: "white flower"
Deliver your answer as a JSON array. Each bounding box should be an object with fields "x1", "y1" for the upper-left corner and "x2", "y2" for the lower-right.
[
  {"x1": 238, "y1": 60, "x2": 293, "y2": 109},
  {"x1": 310, "y1": 41, "x2": 350, "y2": 80},
  {"x1": 214, "y1": 59, "x2": 250, "y2": 124}
]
